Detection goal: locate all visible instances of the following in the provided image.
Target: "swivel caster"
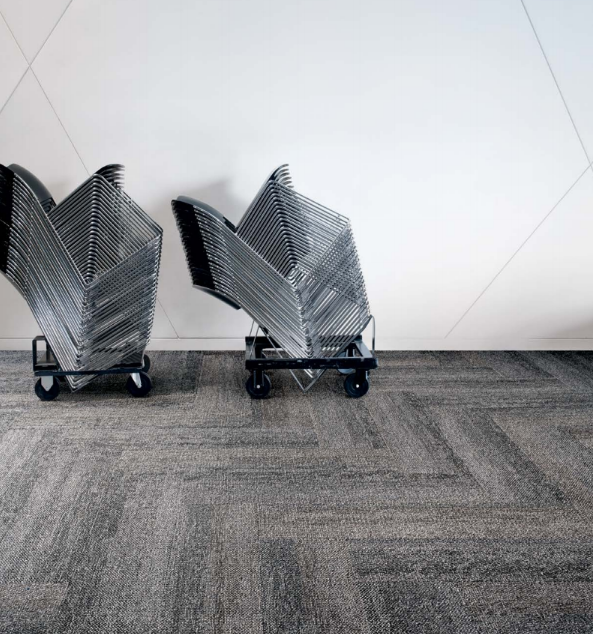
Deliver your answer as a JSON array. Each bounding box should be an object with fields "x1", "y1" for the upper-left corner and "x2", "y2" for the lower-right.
[
  {"x1": 35, "y1": 377, "x2": 60, "y2": 401},
  {"x1": 344, "y1": 371, "x2": 369, "y2": 398},
  {"x1": 246, "y1": 372, "x2": 271, "y2": 399},
  {"x1": 126, "y1": 371, "x2": 152, "y2": 397}
]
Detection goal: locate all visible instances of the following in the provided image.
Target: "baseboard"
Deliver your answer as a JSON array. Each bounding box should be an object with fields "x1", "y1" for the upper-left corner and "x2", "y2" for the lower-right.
[
  {"x1": 373, "y1": 338, "x2": 593, "y2": 351},
  {"x1": 1, "y1": 337, "x2": 593, "y2": 351},
  {"x1": 147, "y1": 338, "x2": 246, "y2": 350},
  {"x1": 0, "y1": 338, "x2": 246, "y2": 351}
]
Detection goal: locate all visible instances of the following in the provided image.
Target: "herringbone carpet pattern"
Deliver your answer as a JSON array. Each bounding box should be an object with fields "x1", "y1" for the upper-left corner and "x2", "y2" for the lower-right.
[{"x1": 1, "y1": 351, "x2": 593, "y2": 633}]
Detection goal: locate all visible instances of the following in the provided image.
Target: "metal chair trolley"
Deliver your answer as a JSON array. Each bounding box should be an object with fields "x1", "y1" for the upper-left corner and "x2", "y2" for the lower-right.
[
  {"x1": 173, "y1": 165, "x2": 377, "y2": 398},
  {"x1": 0, "y1": 163, "x2": 162, "y2": 400}
]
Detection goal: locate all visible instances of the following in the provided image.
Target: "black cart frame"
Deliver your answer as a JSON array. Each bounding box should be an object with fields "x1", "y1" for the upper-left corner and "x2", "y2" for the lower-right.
[
  {"x1": 32, "y1": 335, "x2": 152, "y2": 400},
  {"x1": 245, "y1": 334, "x2": 378, "y2": 399}
]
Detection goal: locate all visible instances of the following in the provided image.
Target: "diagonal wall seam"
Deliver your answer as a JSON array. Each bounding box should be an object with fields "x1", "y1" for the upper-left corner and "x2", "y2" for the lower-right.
[
  {"x1": 29, "y1": 67, "x2": 89, "y2": 173},
  {"x1": 445, "y1": 1, "x2": 593, "y2": 339},
  {"x1": 0, "y1": 11, "x2": 28, "y2": 114},
  {"x1": 445, "y1": 163, "x2": 593, "y2": 338},
  {"x1": 0, "y1": 69, "x2": 27, "y2": 118},
  {"x1": 520, "y1": 0, "x2": 591, "y2": 167},
  {"x1": 0, "y1": 5, "x2": 81, "y2": 165},
  {"x1": 29, "y1": 0, "x2": 75, "y2": 65}
]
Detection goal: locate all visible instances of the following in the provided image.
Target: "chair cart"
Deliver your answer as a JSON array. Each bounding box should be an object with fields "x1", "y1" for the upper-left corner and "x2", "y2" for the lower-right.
[
  {"x1": 173, "y1": 165, "x2": 377, "y2": 398},
  {"x1": 0, "y1": 163, "x2": 162, "y2": 400}
]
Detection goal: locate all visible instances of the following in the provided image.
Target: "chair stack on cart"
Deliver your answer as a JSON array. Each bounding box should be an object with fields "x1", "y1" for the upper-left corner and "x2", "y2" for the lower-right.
[
  {"x1": 0, "y1": 163, "x2": 162, "y2": 400},
  {"x1": 172, "y1": 164, "x2": 376, "y2": 398}
]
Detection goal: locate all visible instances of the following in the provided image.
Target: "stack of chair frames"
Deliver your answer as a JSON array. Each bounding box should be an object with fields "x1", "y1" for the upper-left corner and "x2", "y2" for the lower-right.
[
  {"x1": 172, "y1": 165, "x2": 372, "y2": 392},
  {"x1": 0, "y1": 163, "x2": 162, "y2": 392}
]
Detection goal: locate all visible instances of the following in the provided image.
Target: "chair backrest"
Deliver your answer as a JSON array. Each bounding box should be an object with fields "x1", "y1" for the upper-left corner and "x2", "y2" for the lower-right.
[{"x1": 171, "y1": 197, "x2": 241, "y2": 310}]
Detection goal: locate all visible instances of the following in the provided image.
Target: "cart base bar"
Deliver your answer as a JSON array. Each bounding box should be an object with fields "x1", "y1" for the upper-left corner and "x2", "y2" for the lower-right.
[
  {"x1": 245, "y1": 334, "x2": 378, "y2": 371},
  {"x1": 32, "y1": 336, "x2": 149, "y2": 376}
]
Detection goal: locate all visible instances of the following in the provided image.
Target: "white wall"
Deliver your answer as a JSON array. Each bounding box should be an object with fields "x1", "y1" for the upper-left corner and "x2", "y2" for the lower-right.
[{"x1": 0, "y1": 0, "x2": 591, "y2": 351}]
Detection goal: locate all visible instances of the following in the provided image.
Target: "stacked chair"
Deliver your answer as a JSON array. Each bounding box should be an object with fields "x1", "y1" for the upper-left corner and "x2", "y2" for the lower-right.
[
  {"x1": 0, "y1": 163, "x2": 162, "y2": 400},
  {"x1": 173, "y1": 165, "x2": 377, "y2": 399}
]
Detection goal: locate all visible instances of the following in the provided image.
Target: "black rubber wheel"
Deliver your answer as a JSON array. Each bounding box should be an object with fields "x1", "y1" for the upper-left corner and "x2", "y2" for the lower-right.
[
  {"x1": 142, "y1": 354, "x2": 151, "y2": 373},
  {"x1": 344, "y1": 372, "x2": 369, "y2": 398},
  {"x1": 246, "y1": 373, "x2": 271, "y2": 399},
  {"x1": 35, "y1": 377, "x2": 60, "y2": 401},
  {"x1": 126, "y1": 371, "x2": 152, "y2": 397}
]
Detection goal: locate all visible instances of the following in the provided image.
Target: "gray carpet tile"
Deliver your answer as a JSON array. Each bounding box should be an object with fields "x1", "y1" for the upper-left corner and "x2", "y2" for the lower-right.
[{"x1": 0, "y1": 350, "x2": 593, "y2": 633}]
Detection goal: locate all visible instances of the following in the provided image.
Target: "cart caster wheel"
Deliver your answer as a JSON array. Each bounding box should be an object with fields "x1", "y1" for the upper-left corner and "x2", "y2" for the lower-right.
[
  {"x1": 246, "y1": 373, "x2": 271, "y2": 399},
  {"x1": 142, "y1": 354, "x2": 151, "y2": 372},
  {"x1": 344, "y1": 372, "x2": 369, "y2": 398},
  {"x1": 35, "y1": 377, "x2": 60, "y2": 401},
  {"x1": 126, "y1": 372, "x2": 152, "y2": 397}
]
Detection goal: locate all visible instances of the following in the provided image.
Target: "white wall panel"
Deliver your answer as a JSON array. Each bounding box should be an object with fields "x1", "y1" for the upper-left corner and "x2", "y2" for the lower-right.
[
  {"x1": 0, "y1": 0, "x2": 71, "y2": 62},
  {"x1": 0, "y1": 70, "x2": 87, "y2": 200},
  {"x1": 0, "y1": 14, "x2": 27, "y2": 110},
  {"x1": 0, "y1": 0, "x2": 590, "y2": 349},
  {"x1": 0, "y1": 70, "x2": 86, "y2": 337},
  {"x1": 522, "y1": 0, "x2": 593, "y2": 159},
  {"x1": 454, "y1": 171, "x2": 593, "y2": 340}
]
